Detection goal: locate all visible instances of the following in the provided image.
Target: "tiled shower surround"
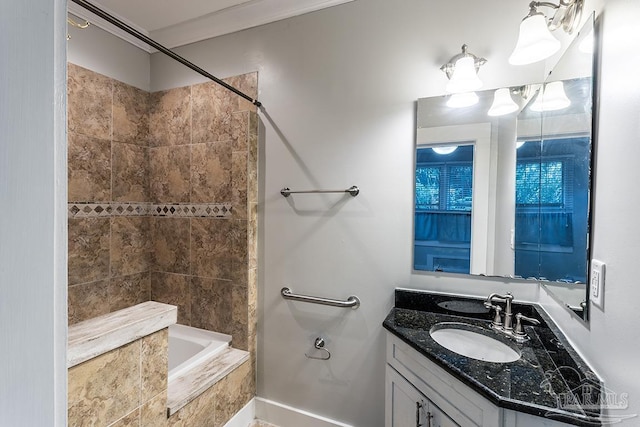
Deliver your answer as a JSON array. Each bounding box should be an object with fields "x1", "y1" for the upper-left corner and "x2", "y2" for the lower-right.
[{"x1": 67, "y1": 62, "x2": 258, "y2": 355}]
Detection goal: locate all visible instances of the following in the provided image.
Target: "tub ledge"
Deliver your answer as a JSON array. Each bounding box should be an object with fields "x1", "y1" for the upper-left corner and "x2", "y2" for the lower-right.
[
  {"x1": 167, "y1": 346, "x2": 249, "y2": 416},
  {"x1": 68, "y1": 301, "x2": 178, "y2": 368}
]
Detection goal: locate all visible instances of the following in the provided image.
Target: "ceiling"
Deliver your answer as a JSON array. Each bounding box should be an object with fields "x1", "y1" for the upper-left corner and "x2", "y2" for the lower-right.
[{"x1": 68, "y1": 0, "x2": 355, "y2": 51}]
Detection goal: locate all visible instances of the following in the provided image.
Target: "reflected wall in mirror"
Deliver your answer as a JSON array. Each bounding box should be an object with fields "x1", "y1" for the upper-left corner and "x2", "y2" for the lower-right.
[{"x1": 414, "y1": 15, "x2": 596, "y2": 321}]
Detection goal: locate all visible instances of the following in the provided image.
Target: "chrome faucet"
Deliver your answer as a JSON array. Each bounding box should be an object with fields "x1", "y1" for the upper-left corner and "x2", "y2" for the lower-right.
[
  {"x1": 484, "y1": 292, "x2": 540, "y2": 342},
  {"x1": 484, "y1": 292, "x2": 514, "y2": 331}
]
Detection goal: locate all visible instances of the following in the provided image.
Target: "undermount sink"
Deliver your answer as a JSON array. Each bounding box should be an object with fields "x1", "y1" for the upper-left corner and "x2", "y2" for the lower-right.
[{"x1": 430, "y1": 323, "x2": 521, "y2": 363}]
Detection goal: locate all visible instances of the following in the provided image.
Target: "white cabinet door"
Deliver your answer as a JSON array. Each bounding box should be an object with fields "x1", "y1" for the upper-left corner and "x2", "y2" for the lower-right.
[
  {"x1": 428, "y1": 401, "x2": 460, "y2": 427},
  {"x1": 386, "y1": 366, "x2": 460, "y2": 427},
  {"x1": 387, "y1": 365, "x2": 427, "y2": 427}
]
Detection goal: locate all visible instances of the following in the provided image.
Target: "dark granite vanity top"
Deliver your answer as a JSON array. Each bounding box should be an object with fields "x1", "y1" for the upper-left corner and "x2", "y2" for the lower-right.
[{"x1": 383, "y1": 289, "x2": 603, "y2": 426}]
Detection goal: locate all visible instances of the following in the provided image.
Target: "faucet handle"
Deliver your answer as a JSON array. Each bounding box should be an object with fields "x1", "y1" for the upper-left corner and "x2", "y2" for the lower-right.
[
  {"x1": 514, "y1": 313, "x2": 540, "y2": 337},
  {"x1": 487, "y1": 304, "x2": 503, "y2": 329}
]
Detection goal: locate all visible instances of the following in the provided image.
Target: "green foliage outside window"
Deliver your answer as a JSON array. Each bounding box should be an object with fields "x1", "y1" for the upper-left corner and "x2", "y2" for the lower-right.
[{"x1": 516, "y1": 161, "x2": 563, "y2": 205}]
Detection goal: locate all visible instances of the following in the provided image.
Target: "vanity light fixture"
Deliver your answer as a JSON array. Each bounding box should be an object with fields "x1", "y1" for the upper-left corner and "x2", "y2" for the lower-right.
[
  {"x1": 441, "y1": 44, "x2": 487, "y2": 94},
  {"x1": 432, "y1": 146, "x2": 458, "y2": 155},
  {"x1": 509, "y1": 0, "x2": 584, "y2": 65},
  {"x1": 530, "y1": 81, "x2": 571, "y2": 111},
  {"x1": 446, "y1": 92, "x2": 479, "y2": 108},
  {"x1": 488, "y1": 88, "x2": 520, "y2": 116}
]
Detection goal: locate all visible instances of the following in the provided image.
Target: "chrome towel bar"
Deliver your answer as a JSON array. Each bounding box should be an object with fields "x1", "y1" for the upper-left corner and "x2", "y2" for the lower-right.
[
  {"x1": 280, "y1": 186, "x2": 359, "y2": 197},
  {"x1": 281, "y1": 287, "x2": 360, "y2": 309}
]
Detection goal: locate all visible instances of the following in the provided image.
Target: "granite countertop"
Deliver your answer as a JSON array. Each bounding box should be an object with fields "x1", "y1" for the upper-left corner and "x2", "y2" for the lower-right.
[{"x1": 383, "y1": 289, "x2": 603, "y2": 427}]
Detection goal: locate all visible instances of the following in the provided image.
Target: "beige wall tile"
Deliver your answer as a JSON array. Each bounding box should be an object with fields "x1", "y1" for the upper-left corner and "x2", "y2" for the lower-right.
[
  {"x1": 248, "y1": 113, "x2": 259, "y2": 205},
  {"x1": 152, "y1": 217, "x2": 191, "y2": 274},
  {"x1": 191, "y1": 141, "x2": 232, "y2": 203},
  {"x1": 248, "y1": 267, "x2": 258, "y2": 355},
  {"x1": 231, "y1": 284, "x2": 248, "y2": 351},
  {"x1": 112, "y1": 142, "x2": 150, "y2": 202},
  {"x1": 68, "y1": 217, "x2": 110, "y2": 285},
  {"x1": 111, "y1": 217, "x2": 151, "y2": 277},
  {"x1": 150, "y1": 145, "x2": 191, "y2": 203},
  {"x1": 190, "y1": 277, "x2": 233, "y2": 334},
  {"x1": 151, "y1": 272, "x2": 191, "y2": 325},
  {"x1": 231, "y1": 151, "x2": 248, "y2": 219},
  {"x1": 249, "y1": 203, "x2": 258, "y2": 270},
  {"x1": 230, "y1": 220, "x2": 248, "y2": 285},
  {"x1": 140, "y1": 392, "x2": 168, "y2": 427},
  {"x1": 141, "y1": 329, "x2": 168, "y2": 402},
  {"x1": 68, "y1": 132, "x2": 112, "y2": 202},
  {"x1": 213, "y1": 360, "x2": 252, "y2": 427},
  {"x1": 191, "y1": 218, "x2": 232, "y2": 280},
  {"x1": 223, "y1": 72, "x2": 259, "y2": 113},
  {"x1": 68, "y1": 280, "x2": 109, "y2": 325},
  {"x1": 108, "y1": 409, "x2": 140, "y2": 427},
  {"x1": 192, "y1": 82, "x2": 234, "y2": 145},
  {"x1": 149, "y1": 87, "x2": 191, "y2": 147},
  {"x1": 167, "y1": 384, "x2": 216, "y2": 427},
  {"x1": 68, "y1": 63, "x2": 112, "y2": 140},
  {"x1": 231, "y1": 111, "x2": 249, "y2": 152},
  {"x1": 109, "y1": 272, "x2": 151, "y2": 312},
  {"x1": 68, "y1": 341, "x2": 141, "y2": 426},
  {"x1": 113, "y1": 81, "x2": 150, "y2": 145}
]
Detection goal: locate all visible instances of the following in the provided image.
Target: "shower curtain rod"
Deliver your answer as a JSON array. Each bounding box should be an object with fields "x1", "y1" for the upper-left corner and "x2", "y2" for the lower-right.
[{"x1": 70, "y1": 0, "x2": 262, "y2": 107}]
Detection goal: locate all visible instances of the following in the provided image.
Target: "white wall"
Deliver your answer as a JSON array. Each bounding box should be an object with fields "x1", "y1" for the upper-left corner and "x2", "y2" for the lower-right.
[
  {"x1": 0, "y1": 0, "x2": 67, "y2": 425},
  {"x1": 149, "y1": 0, "x2": 640, "y2": 425},
  {"x1": 540, "y1": 0, "x2": 640, "y2": 423},
  {"x1": 67, "y1": 15, "x2": 150, "y2": 91}
]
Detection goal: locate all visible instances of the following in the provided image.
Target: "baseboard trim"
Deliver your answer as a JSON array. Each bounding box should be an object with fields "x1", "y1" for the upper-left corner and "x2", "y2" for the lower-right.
[
  {"x1": 224, "y1": 398, "x2": 256, "y2": 427},
  {"x1": 255, "y1": 397, "x2": 353, "y2": 427}
]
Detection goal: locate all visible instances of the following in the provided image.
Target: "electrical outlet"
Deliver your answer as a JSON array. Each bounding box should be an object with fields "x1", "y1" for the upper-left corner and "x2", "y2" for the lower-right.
[{"x1": 590, "y1": 259, "x2": 605, "y2": 309}]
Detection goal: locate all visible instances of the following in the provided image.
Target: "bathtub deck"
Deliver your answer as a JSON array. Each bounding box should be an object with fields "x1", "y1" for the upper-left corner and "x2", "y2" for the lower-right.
[{"x1": 167, "y1": 346, "x2": 249, "y2": 415}]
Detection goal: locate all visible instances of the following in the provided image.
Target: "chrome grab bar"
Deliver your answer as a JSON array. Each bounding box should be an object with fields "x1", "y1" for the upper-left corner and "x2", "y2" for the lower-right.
[
  {"x1": 281, "y1": 287, "x2": 360, "y2": 309},
  {"x1": 280, "y1": 186, "x2": 359, "y2": 197}
]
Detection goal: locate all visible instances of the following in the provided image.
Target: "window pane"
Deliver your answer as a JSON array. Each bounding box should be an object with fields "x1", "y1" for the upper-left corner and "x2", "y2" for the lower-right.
[
  {"x1": 415, "y1": 166, "x2": 440, "y2": 210},
  {"x1": 541, "y1": 161, "x2": 563, "y2": 204},
  {"x1": 516, "y1": 161, "x2": 563, "y2": 206},
  {"x1": 447, "y1": 165, "x2": 473, "y2": 211},
  {"x1": 414, "y1": 145, "x2": 473, "y2": 274}
]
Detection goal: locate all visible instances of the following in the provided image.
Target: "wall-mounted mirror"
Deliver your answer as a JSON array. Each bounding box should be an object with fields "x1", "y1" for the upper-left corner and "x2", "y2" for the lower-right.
[{"x1": 414, "y1": 15, "x2": 596, "y2": 321}]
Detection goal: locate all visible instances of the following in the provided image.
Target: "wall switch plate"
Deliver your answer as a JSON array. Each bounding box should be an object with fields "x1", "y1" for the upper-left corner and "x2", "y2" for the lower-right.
[{"x1": 590, "y1": 259, "x2": 605, "y2": 309}]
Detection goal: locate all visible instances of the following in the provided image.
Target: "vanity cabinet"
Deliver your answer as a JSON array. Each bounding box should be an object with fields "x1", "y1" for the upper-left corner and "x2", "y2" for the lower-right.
[
  {"x1": 386, "y1": 333, "x2": 576, "y2": 427},
  {"x1": 386, "y1": 333, "x2": 500, "y2": 427},
  {"x1": 387, "y1": 365, "x2": 458, "y2": 427}
]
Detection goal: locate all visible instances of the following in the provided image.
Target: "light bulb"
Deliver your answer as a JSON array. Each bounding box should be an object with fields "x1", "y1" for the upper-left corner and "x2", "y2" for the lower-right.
[
  {"x1": 531, "y1": 81, "x2": 570, "y2": 112},
  {"x1": 446, "y1": 92, "x2": 479, "y2": 108},
  {"x1": 445, "y1": 56, "x2": 483, "y2": 93},
  {"x1": 432, "y1": 146, "x2": 458, "y2": 155}
]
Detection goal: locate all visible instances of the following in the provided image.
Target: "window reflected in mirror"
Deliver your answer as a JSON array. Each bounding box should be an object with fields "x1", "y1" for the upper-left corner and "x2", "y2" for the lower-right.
[
  {"x1": 515, "y1": 137, "x2": 590, "y2": 282},
  {"x1": 414, "y1": 145, "x2": 474, "y2": 274}
]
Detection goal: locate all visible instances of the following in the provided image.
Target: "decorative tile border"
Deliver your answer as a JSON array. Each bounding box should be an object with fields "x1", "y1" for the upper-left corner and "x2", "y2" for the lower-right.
[{"x1": 68, "y1": 202, "x2": 233, "y2": 219}]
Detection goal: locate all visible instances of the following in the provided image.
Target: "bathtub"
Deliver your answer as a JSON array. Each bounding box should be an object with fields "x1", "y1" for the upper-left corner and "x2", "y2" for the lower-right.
[{"x1": 168, "y1": 324, "x2": 232, "y2": 382}]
